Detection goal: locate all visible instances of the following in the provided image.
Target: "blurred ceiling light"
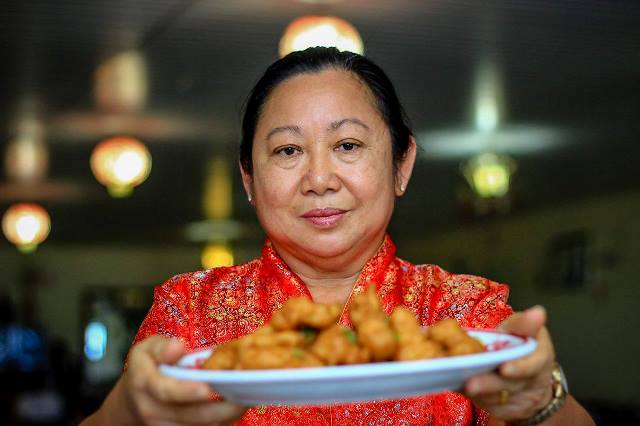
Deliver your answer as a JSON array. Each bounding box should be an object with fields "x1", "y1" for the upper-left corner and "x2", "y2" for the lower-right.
[
  {"x1": 472, "y1": 57, "x2": 504, "y2": 132},
  {"x1": 201, "y1": 243, "x2": 234, "y2": 269},
  {"x1": 202, "y1": 157, "x2": 232, "y2": 220},
  {"x1": 90, "y1": 136, "x2": 152, "y2": 198},
  {"x1": 2, "y1": 203, "x2": 51, "y2": 253},
  {"x1": 4, "y1": 119, "x2": 48, "y2": 181},
  {"x1": 462, "y1": 153, "x2": 516, "y2": 198},
  {"x1": 279, "y1": 15, "x2": 364, "y2": 57},
  {"x1": 417, "y1": 125, "x2": 567, "y2": 159},
  {"x1": 94, "y1": 50, "x2": 148, "y2": 113}
]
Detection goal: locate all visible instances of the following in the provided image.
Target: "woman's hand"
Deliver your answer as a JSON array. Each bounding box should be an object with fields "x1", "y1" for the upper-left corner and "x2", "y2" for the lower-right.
[
  {"x1": 84, "y1": 336, "x2": 247, "y2": 426},
  {"x1": 464, "y1": 306, "x2": 556, "y2": 422}
]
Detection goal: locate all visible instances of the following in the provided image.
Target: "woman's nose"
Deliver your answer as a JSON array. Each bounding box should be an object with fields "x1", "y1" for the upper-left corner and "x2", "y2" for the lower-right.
[{"x1": 301, "y1": 150, "x2": 341, "y2": 195}]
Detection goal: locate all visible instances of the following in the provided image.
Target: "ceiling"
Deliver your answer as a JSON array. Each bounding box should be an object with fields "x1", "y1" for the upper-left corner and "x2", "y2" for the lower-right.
[{"x1": 1, "y1": 0, "x2": 639, "y2": 246}]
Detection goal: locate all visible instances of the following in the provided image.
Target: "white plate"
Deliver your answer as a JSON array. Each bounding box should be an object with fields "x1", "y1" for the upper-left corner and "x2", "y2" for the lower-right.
[{"x1": 160, "y1": 330, "x2": 536, "y2": 406}]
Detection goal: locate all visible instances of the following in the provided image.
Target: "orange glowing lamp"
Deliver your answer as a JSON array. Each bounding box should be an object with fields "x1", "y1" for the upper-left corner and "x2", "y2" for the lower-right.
[
  {"x1": 2, "y1": 203, "x2": 51, "y2": 253},
  {"x1": 90, "y1": 136, "x2": 152, "y2": 197},
  {"x1": 279, "y1": 15, "x2": 364, "y2": 57}
]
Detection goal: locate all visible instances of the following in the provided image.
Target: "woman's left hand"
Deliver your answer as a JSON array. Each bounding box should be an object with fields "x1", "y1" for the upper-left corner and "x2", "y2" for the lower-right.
[{"x1": 464, "y1": 306, "x2": 556, "y2": 422}]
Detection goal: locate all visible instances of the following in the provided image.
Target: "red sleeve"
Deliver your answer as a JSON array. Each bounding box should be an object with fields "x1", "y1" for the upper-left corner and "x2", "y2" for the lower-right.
[
  {"x1": 132, "y1": 273, "x2": 193, "y2": 348},
  {"x1": 468, "y1": 279, "x2": 513, "y2": 330},
  {"x1": 427, "y1": 267, "x2": 513, "y2": 329}
]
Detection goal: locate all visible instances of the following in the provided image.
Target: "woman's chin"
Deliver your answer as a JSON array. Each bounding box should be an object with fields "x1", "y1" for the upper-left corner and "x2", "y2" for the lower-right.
[{"x1": 291, "y1": 232, "x2": 363, "y2": 259}]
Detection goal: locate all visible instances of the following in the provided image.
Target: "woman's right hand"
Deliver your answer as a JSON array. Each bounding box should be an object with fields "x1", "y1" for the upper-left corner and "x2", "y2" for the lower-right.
[{"x1": 84, "y1": 336, "x2": 247, "y2": 426}]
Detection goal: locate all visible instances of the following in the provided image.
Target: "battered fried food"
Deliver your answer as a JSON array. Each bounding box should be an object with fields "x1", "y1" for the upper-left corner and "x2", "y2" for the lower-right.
[
  {"x1": 202, "y1": 285, "x2": 485, "y2": 370},
  {"x1": 270, "y1": 297, "x2": 342, "y2": 330},
  {"x1": 310, "y1": 324, "x2": 371, "y2": 365},
  {"x1": 428, "y1": 318, "x2": 484, "y2": 355}
]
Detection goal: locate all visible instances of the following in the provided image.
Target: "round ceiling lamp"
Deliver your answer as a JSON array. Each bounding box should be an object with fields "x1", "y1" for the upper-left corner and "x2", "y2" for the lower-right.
[
  {"x1": 2, "y1": 203, "x2": 51, "y2": 253},
  {"x1": 462, "y1": 153, "x2": 516, "y2": 199},
  {"x1": 279, "y1": 15, "x2": 364, "y2": 57},
  {"x1": 94, "y1": 50, "x2": 148, "y2": 113},
  {"x1": 201, "y1": 243, "x2": 234, "y2": 269},
  {"x1": 5, "y1": 119, "x2": 48, "y2": 182},
  {"x1": 90, "y1": 136, "x2": 152, "y2": 198}
]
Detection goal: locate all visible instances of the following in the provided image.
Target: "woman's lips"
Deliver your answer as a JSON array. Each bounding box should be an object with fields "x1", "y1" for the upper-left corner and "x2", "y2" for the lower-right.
[{"x1": 301, "y1": 208, "x2": 348, "y2": 227}]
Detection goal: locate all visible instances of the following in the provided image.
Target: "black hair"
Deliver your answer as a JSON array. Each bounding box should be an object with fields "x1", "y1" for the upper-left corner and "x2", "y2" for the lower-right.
[{"x1": 240, "y1": 47, "x2": 412, "y2": 175}]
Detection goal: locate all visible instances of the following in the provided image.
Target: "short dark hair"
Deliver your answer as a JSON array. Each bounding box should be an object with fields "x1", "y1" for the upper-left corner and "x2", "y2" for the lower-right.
[{"x1": 240, "y1": 47, "x2": 413, "y2": 175}]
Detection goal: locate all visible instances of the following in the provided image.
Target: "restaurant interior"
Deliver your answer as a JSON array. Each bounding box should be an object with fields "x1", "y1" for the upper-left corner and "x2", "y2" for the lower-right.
[{"x1": 1, "y1": 0, "x2": 639, "y2": 424}]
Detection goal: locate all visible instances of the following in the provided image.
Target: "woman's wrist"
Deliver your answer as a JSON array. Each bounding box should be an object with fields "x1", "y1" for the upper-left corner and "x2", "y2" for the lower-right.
[
  {"x1": 511, "y1": 363, "x2": 569, "y2": 425},
  {"x1": 81, "y1": 377, "x2": 140, "y2": 426}
]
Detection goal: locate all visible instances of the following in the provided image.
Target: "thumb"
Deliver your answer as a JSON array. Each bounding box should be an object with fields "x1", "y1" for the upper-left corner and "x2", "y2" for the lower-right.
[
  {"x1": 148, "y1": 336, "x2": 187, "y2": 365},
  {"x1": 498, "y1": 305, "x2": 546, "y2": 337}
]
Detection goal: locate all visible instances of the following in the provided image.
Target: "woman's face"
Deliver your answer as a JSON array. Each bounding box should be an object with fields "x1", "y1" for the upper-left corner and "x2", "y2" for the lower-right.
[{"x1": 241, "y1": 69, "x2": 415, "y2": 262}]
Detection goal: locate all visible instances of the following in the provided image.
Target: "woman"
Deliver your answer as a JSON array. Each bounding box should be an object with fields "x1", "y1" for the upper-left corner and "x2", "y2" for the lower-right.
[{"x1": 82, "y1": 48, "x2": 594, "y2": 425}]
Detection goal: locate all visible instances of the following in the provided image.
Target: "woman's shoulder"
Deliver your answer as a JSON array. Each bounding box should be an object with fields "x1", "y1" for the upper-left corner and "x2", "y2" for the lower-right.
[
  {"x1": 393, "y1": 257, "x2": 512, "y2": 328},
  {"x1": 156, "y1": 258, "x2": 263, "y2": 296},
  {"x1": 395, "y1": 257, "x2": 508, "y2": 293}
]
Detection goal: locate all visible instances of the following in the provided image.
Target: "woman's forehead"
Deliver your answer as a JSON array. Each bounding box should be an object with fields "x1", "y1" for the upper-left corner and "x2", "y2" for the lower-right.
[{"x1": 259, "y1": 69, "x2": 381, "y2": 127}]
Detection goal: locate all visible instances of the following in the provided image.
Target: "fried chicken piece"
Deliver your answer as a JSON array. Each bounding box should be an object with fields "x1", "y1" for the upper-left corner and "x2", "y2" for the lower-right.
[
  {"x1": 396, "y1": 340, "x2": 445, "y2": 361},
  {"x1": 357, "y1": 317, "x2": 397, "y2": 361},
  {"x1": 390, "y1": 306, "x2": 424, "y2": 346},
  {"x1": 310, "y1": 324, "x2": 370, "y2": 365},
  {"x1": 389, "y1": 306, "x2": 446, "y2": 361},
  {"x1": 349, "y1": 287, "x2": 397, "y2": 361},
  {"x1": 427, "y1": 318, "x2": 468, "y2": 347},
  {"x1": 428, "y1": 318, "x2": 484, "y2": 356},
  {"x1": 270, "y1": 297, "x2": 342, "y2": 331},
  {"x1": 248, "y1": 330, "x2": 305, "y2": 348},
  {"x1": 349, "y1": 286, "x2": 380, "y2": 326},
  {"x1": 202, "y1": 341, "x2": 238, "y2": 369},
  {"x1": 448, "y1": 337, "x2": 485, "y2": 356},
  {"x1": 237, "y1": 346, "x2": 291, "y2": 369}
]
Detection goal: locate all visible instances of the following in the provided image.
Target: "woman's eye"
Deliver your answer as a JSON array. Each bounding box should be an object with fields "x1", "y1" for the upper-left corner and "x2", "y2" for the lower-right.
[
  {"x1": 276, "y1": 146, "x2": 300, "y2": 156},
  {"x1": 337, "y1": 141, "x2": 359, "y2": 152}
]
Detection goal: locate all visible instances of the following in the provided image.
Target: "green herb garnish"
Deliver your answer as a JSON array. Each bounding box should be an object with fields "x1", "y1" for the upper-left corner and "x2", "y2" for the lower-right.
[
  {"x1": 301, "y1": 327, "x2": 317, "y2": 345},
  {"x1": 343, "y1": 329, "x2": 358, "y2": 345},
  {"x1": 292, "y1": 347, "x2": 304, "y2": 359}
]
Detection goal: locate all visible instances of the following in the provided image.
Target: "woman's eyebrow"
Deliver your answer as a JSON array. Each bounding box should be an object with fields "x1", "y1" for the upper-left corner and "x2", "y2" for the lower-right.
[
  {"x1": 328, "y1": 118, "x2": 370, "y2": 132},
  {"x1": 266, "y1": 125, "x2": 303, "y2": 140}
]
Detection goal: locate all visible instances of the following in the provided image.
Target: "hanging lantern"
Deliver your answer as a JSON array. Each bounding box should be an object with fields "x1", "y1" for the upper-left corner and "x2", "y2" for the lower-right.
[
  {"x1": 2, "y1": 203, "x2": 51, "y2": 253},
  {"x1": 90, "y1": 136, "x2": 152, "y2": 198},
  {"x1": 5, "y1": 119, "x2": 48, "y2": 182},
  {"x1": 279, "y1": 15, "x2": 364, "y2": 57},
  {"x1": 462, "y1": 153, "x2": 516, "y2": 198},
  {"x1": 94, "y1": 50, "x2": 148, "y2": 113},
  {"x1": 201, "y1": 243, "x2": 234, "y2": 269}
]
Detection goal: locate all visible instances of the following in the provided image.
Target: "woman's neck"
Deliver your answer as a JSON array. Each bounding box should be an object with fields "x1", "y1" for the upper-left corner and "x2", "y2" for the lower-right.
[
  {"x1": 299, "y1": 271, "x2": 359, "y2": 304},
  {"x1": 271, "y1": 235, "x2": 384, "y2": 304}
]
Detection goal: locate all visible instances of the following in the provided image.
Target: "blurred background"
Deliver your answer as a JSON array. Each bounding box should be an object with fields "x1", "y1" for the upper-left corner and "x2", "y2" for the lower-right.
[{"x1": 1, "y1": 0, "x2": 639, "y2": 424}]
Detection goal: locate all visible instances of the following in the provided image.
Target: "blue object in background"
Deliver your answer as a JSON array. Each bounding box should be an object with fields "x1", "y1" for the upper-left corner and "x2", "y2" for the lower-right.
[
  {"x1": 0, "y1": 324, "x2": 46, "y2": 372},
  {"x1": 84, "y1": 321, "x2": 108, "y2": 362}
]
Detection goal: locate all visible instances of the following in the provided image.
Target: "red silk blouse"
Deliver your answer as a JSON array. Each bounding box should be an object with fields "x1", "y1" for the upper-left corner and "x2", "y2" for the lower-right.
[{"x1": 133, "y1": 235, "x2": 513, "y2": 425}]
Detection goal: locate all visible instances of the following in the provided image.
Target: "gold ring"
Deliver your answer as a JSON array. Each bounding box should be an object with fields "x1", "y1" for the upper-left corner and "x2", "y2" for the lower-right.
[{"x1": 499, "y1": 389, "x2": 509, "y2": 405}]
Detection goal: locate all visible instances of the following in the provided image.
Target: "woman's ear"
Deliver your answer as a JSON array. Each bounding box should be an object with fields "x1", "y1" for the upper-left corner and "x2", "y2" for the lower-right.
[
  {"x1": 395, "y1": 135, "x2": 417, "y2": 197},
  {"x1": 239, "y1": 162, "x2": 254, "y2": 204}
]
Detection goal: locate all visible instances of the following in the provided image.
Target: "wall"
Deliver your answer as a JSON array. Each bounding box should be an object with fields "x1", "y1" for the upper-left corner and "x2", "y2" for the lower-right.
[
  {"x1": 398, "y1": 190, "x2": 640, "y2": 408},
  {"x1": 0, "y1": 242, "x2": 262, "y2": 354}
]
